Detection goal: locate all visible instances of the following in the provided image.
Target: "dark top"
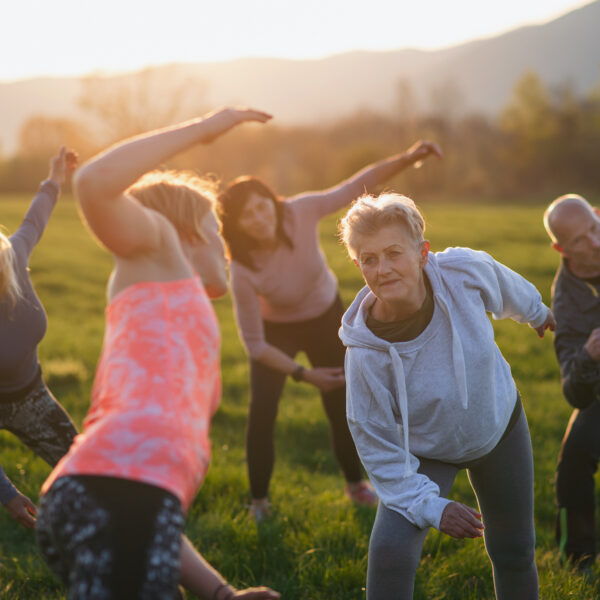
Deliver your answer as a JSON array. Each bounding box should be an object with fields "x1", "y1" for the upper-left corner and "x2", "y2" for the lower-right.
[
  {"x1": 552, "y1": 258, "x2": 600, "y2": 409},
  {"x1": 0, "y1": 180, "x2": 59, "y2": 393},
  {"x1": 366, "y1": 274, "x2": 434, "y2": 342}
]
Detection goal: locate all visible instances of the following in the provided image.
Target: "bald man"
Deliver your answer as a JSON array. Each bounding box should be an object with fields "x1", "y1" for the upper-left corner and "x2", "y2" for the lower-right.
[{"x1": 544, "y1": 194, "x2": 600, "y2": 571}]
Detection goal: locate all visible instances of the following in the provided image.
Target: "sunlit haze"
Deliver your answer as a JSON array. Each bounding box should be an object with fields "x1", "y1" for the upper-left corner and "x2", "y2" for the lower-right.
[{"x1": 4, "y1": 0, "x2": 593, "y2": 82}]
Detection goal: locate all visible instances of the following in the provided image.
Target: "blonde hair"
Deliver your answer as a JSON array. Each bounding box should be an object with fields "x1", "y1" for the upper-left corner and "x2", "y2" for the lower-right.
[
  {"x1": 127, "y1": 170, "x2": 219, "y2": 243},
  {"x1": 0, "y1": 230, "x2": 23, "y2": 308},
  {"x1": 339, "y1": 192, "x2": 425, "y2": 258}
]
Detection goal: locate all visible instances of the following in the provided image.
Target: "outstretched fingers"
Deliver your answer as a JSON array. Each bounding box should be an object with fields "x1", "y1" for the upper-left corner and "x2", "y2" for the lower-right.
[
  {"x1": 238, "y1": 108, "x2": 273, "y2": 123},
  {"x1": 413, "y1": 140, "x2": 443, "y2": 159},
  {"x1": 49, "y1": 146, "x2": 78, "y2": 185}
]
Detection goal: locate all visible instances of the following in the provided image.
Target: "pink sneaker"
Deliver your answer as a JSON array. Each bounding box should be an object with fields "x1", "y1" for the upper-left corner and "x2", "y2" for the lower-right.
[{"x1": 346, "y1": 480, "x2": 378, "y2": 507}]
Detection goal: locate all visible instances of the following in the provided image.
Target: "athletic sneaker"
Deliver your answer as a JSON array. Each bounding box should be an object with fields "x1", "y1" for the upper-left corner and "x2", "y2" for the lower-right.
[
  {"x1": 249, "y1": 498, "x2": 271, "y2": 522},
  {"x1": 346, "y1": 480, "x2": 378, "y2": 507}
]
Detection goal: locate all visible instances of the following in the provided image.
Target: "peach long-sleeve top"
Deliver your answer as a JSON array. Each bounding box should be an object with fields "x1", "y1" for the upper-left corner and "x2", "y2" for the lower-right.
[{"x1": 230, "y1": 191, "x2": 350, "y2": 358}]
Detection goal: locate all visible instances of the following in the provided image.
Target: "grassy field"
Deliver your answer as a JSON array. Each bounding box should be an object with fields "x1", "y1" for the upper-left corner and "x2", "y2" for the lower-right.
[{"x1": 0, "y1": 194, "x2": 598, "y2": 599}]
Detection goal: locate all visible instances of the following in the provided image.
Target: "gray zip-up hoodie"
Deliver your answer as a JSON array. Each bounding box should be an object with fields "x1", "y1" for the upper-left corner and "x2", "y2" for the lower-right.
[{"x1": 339, "y1": 247, "x2": 549, "y2": 530}]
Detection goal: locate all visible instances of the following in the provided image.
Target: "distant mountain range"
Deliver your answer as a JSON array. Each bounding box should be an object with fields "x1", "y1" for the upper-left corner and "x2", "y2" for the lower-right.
[{"x1": 1, "y1": 0, "x2": 599, "y2": 155}]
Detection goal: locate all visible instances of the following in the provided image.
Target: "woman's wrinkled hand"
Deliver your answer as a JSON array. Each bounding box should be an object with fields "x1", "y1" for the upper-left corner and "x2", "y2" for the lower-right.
[
  {"x1": 534, "y1": 308, "x2": 556, "y2": 338},
  {"x1": 439, "y1": 501, "x2": 484, "y2": 539}
]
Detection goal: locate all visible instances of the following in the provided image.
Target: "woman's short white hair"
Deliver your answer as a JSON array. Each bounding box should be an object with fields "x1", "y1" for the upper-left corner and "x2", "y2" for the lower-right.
[{"x1": 339, "y1": 192, "x2": 425, "y2": 258}]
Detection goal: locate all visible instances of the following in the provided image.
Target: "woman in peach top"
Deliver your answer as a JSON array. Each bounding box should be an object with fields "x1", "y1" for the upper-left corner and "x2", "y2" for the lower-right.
[
  {"x1": 218, "y1": 141, "x2": 442, "y2": 519},
  {"x1": 36, "y1": 108, "x2": 280, "y2": 600}
]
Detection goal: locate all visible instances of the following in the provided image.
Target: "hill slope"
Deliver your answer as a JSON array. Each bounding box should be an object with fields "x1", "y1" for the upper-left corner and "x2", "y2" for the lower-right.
[{"x1": 1, "y1": 0, "x2": 599, "y2": 154}]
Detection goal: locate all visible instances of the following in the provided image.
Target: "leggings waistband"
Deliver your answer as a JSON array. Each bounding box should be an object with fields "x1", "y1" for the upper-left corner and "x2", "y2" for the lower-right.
[{"x1": 0, "y1": 366, "x2": 42, "y2": 403}]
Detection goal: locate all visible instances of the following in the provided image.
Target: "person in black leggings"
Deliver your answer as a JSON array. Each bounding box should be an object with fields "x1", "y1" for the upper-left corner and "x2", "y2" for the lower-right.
[
  {"x1": 218, "y1": 141, "x2": 442, "y2": 519},
  {"x1": 248, "y1": 296, "x2": 359, "y2": 503}
]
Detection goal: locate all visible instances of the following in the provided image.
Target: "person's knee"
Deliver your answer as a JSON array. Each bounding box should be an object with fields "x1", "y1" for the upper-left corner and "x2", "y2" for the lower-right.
[
  {"x1": 487, "y1": 532, "x2": 536, "y2": 572},
  {"x1": 369, "y1": 534, "x2": 420, "y2": 576}
]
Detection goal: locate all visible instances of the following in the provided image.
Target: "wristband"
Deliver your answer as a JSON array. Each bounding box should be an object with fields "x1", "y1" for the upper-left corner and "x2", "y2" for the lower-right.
[
  {"x1": 291, "y1": 364, "x2": 305, "y2": 382},
  {"x1": 212, "y1": 582, "x2": 234, "y2": 600}
]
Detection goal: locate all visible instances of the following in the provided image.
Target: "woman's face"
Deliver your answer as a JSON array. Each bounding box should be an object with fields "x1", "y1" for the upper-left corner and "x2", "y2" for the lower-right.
[
  {"x1": 237, "y1": 192, "x2": 277, "y2": 244},
  {"x1": 187, "y1": 211, "x2": 228, "y2": 298},
  {"x1": 354, "y1": 223, "x2": 428, "y2": 308}
]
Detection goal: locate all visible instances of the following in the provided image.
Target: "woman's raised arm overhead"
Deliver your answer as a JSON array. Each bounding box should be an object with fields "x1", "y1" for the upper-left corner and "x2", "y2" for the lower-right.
[
  {"x1": 75, "y1": 108, "x2": 271, "y2": 257},
  {"x1": 292, "y1": 140, "x2": 442, "y2": 217}
]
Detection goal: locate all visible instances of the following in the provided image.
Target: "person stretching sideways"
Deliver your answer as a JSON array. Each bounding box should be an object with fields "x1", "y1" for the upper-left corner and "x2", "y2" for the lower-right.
[
  {"x1": 36, "y1": 108, "x2": 280, "y2": 600},
  {"x1": 0, "y1": 147, "x2": 79, "y2": 529},
  {"x1": 218, "y1": 140, "x2": 442, "y2": 520},
  {"x1": 338, "y1": 192, "x2": 555, "y2": 600}
]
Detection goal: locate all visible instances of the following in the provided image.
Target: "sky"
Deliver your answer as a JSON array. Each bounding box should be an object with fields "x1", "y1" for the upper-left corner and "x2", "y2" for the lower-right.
[{"x1": 3, "y1": 0, "x2": 593, "y2": 82}]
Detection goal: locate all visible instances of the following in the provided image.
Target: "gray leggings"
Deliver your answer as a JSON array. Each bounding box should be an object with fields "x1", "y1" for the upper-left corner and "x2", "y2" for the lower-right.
[{"x1": 367, "y1": 410, "x2": 538, "y2": 600}]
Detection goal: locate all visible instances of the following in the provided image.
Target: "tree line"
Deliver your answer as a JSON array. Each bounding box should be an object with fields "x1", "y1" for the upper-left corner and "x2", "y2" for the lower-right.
[{"x1": 1, "y1": 70, "x2": 599, "y2": 201}]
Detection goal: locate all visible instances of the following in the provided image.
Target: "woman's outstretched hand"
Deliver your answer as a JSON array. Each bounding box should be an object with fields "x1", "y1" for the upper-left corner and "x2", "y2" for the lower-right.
[
  {"x1": 439, "y1": 501, "x2": 484, "y2": 539},
  {"x1": 49, "y1": 146, "x2": 79, "y2": 186},
  {"x1": 201, "y1": 107, "x2": 273, "y2": 143},
  {"x1": 405, "y1": 140, "x2": 443, "y2": 167},
  {"x1": 302, "y1": 366, "x2": 345, "y2": 392}
]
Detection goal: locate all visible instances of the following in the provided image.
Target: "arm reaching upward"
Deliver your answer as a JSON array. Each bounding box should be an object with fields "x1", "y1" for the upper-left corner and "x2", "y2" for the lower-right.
[
  {"x1": 292, "y1": 140, "x2": 442, "y2": 218},
  {"x1": 13, "y1": 147, "x2": 78, "y2": 257},
  {"x1": 48, "y1": 146, "x2": 79, "y2": 187},
  {"x1": 75, "y1": 108, "x2": 272, "y2": 257}
]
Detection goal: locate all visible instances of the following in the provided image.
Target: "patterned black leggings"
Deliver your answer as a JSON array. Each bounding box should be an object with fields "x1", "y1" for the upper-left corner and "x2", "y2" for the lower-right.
[
  {"x1": 37, "y1": 476, "x2": 185, "y2": 600},
  {"x1": 0, "y1": 373, "x2": 77, "y2": 466}
]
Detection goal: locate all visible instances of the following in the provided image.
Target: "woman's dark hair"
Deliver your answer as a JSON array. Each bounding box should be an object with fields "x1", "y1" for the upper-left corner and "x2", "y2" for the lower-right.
[{"x1": 218, "y1": 176, "x2": 293, "y2": 271}]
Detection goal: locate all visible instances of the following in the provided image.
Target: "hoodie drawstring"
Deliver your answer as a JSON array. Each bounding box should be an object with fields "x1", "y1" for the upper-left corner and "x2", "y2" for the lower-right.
[{"x1": 388, "y1": 346, "x2": 413, "y2": 476}]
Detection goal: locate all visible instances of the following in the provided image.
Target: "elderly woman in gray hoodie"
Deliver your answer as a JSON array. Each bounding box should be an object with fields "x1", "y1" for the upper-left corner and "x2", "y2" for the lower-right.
[{"x1": 338, "y1": 193, "x2": 555, "y2": 600}]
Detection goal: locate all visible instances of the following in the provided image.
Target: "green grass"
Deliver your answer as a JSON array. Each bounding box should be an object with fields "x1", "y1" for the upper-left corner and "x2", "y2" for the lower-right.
[{"x1": 1, "y1": 195, "x2": 599, "y2": 599}]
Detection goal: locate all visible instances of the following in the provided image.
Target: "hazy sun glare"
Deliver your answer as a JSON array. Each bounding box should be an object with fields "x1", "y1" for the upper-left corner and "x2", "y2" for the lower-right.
[{"x1": 4, "y1": 0, "x2": 593, "y2": 81}]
